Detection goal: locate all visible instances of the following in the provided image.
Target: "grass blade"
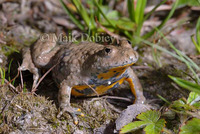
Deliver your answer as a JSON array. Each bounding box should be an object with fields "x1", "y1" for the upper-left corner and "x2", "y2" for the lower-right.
[
  {"x1": 135, "y1": 0, "x2": 146, "y2": 24},
  {"x1": 143, "y1": 0, "x2": 179, "y2": 39},
  {"x1": 196, "y1": 17, "x2": 200, "y2": 46},
  {"x1": 191, "y1": 35, "x2": 200, "y2": 53},
  {"x1": 127, "y1": 0, "x2": 135, "y2": 22},
  {"x1": 0, "y1": 68, "x2": 5, "y2": 85},
  {"x1": 169, "y1": 75, "x2": 200, "y2": 94},
  {"x1": 60, "y1": 0, "x2": 85, "y2": 30},
  {"x1": 144, "y1": 0, "x2": 168, "y2": 20},
  {"x1": 8, "y1": 59, "x2": 13, "y2": 81},
  {"x1": 155, "y1": 28, "x2": 200, "y2": 83},
  {"x1": 130, "y1": 0, "x2": 146, "y2": 43},
  {"x1": 135, "y1": 36, "x2": 200, "y2": 74},
  {"x1": 93, "y1": 0, "x2": 115, "y2": 28},
  {"x1": 72, "y1": 0, "x2": 95, "y2": 30},
  {"x1": 157, "y1": 94, "x2": 171, "y2": 105}
]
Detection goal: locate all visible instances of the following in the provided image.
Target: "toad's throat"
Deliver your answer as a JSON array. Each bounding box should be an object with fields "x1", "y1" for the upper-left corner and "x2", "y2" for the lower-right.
[
  {"x1": 71, "y1": 65, "x2": 131, "y2": 96},
  {"x1": 97, "y1": 63, "x2": 133, "y2": 80}
]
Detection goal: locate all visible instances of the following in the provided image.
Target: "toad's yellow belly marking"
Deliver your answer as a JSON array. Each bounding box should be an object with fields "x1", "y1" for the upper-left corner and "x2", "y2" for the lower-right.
[
  {"x1": 71, "y1": 64, "x2": 133, "y2": 97},
  {"x1": 71, "y1": 77, "x2": 126, "y2": 96},
  {"x1": 94, "y1": 77, "x2": 126, "y2": 95}
]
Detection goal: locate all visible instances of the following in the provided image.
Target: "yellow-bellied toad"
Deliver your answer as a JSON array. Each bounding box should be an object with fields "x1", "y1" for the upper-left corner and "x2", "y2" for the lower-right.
[{"x1": 18, "y1": 34, "x2": 145, "y2": 124}]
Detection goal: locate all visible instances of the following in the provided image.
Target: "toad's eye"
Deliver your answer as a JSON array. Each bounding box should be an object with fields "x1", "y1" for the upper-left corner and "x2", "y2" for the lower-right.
[
  {"x1": 105, "y1": 48, "x2": 111, "y2": 53},
  {"x1": 127, "y1": 40, "x2": 131, "y2": 44}
]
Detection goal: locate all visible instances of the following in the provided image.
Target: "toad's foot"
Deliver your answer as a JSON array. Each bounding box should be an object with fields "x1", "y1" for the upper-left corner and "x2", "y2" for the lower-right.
[
  {"x1": 58, "y1": 81, "x2": 84, "y2": 124},
  {"x1": 57, "y1": 105, "x2": 84, "y2": 125}
]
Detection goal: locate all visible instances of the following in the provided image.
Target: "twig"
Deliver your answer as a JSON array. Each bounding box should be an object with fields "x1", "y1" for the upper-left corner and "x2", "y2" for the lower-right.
[
  {"x1": 132, "y1": 65, "x2": 151, "y2": 69},
  {"x1": 90, "y1": 95, "x2": 132, "y2": 103},
  {"x1": 1, "y1": 94, "x2": 17, "y2": 114},
  {"x1": 0, "y1": 70, "x2": 19, "y2": 93},
  {"x1": 95, "y1": 16, "x2": 121, "y2": 43},
  {"x1": 171, "y1": 82, "x2": 188, "y2": 97},
  {"x1": 31, "y1": 62, "x2": 59, "y2": 93},
  {"x1": 186, "y1": 111, "x2": 200, "y2": 119},
  {"x1": 101, "y1": 95, "x2": 132, "y2": 103},
  {"x1": 89, "y1": 96, "x2": 131, "y2": 113},
  {"x1": 104, "y1": 100, "x2": 122, "y2": 113},
  {"x1": 4, "y1": 79, "x2": 18, "y2": 94},
  {"x1": 145, "y1": 5, "x2": 172, "y2": 13},
  {"x1": 152, "y1": 21, "x2": 190, "y2": 44},
  {"x1": 18, "y1": 62, "x2": 24, "y2": 91},
  {"x1": 189, "y1": 55, "x2": 200, "y2": 59},
  {"x1": 83, "y1": 81, "x2": 99, "y2": 97},
  {"x1": 0, "y1": 70, "x2": 19, "y2": 88}
]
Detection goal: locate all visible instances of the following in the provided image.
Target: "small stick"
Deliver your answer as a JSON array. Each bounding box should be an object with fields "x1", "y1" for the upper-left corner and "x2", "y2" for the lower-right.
[
  {"x1": 132, "y1": 65, "x2": 151, "y2": 69},
  {"x1": 4, "y1": 79, "x2": 18, "y2": 93},
  {"x1": 95, "y1": 16, "x2": 121, "y2": 43},
  {"x1": 104, "y1": 100, "x2": 122, "y2": 113},
  {"x1": 0, "y1": 70, "x2": 19, "y2": 93},
  {"x1": 31, "y1": 62, "x2": 59, "y2": 93},
  {"x1": 83, "y1": 81, "x2": 99, "y2": 97},
  {"x1": 18, "y1": 62, "x2": 24, "y2": 91},
  {"x1": 1, "y1": 94, "x2": 17, "y2": 114},
  {"x1": 101, "y1": 95, "x2": 132, "y2": 103}
]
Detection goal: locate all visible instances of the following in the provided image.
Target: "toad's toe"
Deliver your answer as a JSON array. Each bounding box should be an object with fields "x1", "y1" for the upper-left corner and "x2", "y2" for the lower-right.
[{"x1": 57, "y1": 106, "x2": 84, "y2": 125}]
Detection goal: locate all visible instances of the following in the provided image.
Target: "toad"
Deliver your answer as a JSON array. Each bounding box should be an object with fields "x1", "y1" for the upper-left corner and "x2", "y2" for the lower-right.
[{"x1": 18, "y1": 34, "x2": 145, "y2": 124}]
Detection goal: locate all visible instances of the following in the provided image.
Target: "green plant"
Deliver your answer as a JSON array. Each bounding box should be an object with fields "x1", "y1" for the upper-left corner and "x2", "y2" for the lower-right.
[
  {"x1": 169, "y1": 91, "x2": 200, "y2": 113},
  {"x1": 60, "y1": 0, "x2": 179, "y2": 44},
  {"x1": 142, "y1": 0, "x2": 179, "y2": 41},
  {"x1": 169, "y1": 76, "x2": 200, "y2": 94},
  {"x1": 192, "y1": 17, "x2": 200, "y2": 53},
  {"x1": 180, "y1": 118, "x2": 200, "y2": 134},
  {"x1": 0, "y1": 67, "x2": 6, "y2": 85},
  {"x1": 129, "y1": 25, "x2": 200, "y2": 133},
  {"x1": 178, "y1": 0, "x2": 200, "y2": 6},
  {"x1": 136, "y1": 26, "x2": 200, "y2": 83},
  {"x1": 127, "y1": 0, "x2": 147, "y2": 43},
  {"x1": 120, "y1": 91, "x2": 200, "y2": 134},
  {"x1": 1, "y1": 44, "x2": 19, "y2": 56},
  {"x1": 120, "y1": 110, "x2": 166, "y2": 134},
  {"x1": 60, "y1": 0, "x2": 85, "y2": 31},
  {"x1": 170, "y1": 92, "x2": 200, "y2": 133},
  {"x1": 7, "y1": 59, "x2": 16, "y2": 85}
]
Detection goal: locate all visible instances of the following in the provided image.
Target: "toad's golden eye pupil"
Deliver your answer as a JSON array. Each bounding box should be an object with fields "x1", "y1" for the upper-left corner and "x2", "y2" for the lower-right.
[{"x1": 105, "y1": 48, "x2": 111, "y2": 53}]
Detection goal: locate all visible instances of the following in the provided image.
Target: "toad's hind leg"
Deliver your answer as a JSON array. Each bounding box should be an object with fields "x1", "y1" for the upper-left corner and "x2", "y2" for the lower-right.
[
  {"x1": 57, "y1": 80, "x2": 84, "y2": 124},
  {"x1": 18, "y1": 47, "x2": 40, "y2": 90}
]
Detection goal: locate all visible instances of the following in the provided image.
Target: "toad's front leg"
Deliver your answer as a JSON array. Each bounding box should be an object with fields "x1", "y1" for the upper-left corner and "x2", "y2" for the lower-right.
[
  {"x1": 125, "y1": 68, "x2": 146, "y2": 104},
  {"x1": 18, "y1": 47, "x2": 41, "y2": 90},
  {"x1": 57, "y1": 80, "x2": 84, "y2": 124}
]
